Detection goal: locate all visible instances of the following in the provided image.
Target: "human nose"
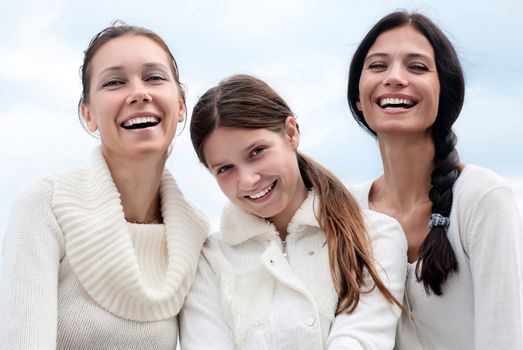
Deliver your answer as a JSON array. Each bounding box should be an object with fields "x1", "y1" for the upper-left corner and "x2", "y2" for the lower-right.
[
  {"x1": 125, "y1": 79, "x2": 152, "y2": 104},
  {"x1": 383, "y1": 63, "x2": 408, "y2": 87},
  {"x1": 237, "y1": 166, "x2": 261, "y2": 191}
]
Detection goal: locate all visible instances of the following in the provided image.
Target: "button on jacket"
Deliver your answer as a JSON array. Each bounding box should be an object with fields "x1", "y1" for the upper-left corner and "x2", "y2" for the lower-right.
[{"x1": 180, "y1": 192, "x2": 407, "y2": 349}]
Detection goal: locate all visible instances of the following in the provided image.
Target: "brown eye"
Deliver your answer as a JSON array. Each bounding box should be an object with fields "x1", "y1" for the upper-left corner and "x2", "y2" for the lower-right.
[
  {"x1": 409, "y1": 63, "x2": 428, "y2": 72},
  {"x1": 250, "y1": 146, "x2": 266, "y2": 158},
  {"x1": 368, "y1": 62, "x2": 387, "y2": 70},
  {"x1": 146, "y1": 74, "x2": 167, "y2": 82},
  {"x1": 102, "y1": 79, "x2": 124, "y2": 88},
  {"x1": 217, "y1": 165, "x2": 233, "y2": 175}
]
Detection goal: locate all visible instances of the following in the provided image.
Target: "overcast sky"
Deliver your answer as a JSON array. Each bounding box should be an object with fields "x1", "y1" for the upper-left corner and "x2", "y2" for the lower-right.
[{"x1": 1, "y1": 0, "x2": 522, "y2": 268}]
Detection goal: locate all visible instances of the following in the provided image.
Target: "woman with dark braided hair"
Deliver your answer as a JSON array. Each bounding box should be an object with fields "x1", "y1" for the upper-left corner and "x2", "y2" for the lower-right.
[
  {"x1": 347, "y1": 11, "x2": 523, "y2": 350},
  {"x1": 180, "y1": 74, "x2": 407, "y2": 349}
]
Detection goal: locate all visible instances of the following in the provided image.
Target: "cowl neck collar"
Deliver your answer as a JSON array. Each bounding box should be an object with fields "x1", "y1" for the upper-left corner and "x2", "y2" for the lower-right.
[{"x1": 52, "y1": 147, "x2": 208, "y2": 321}]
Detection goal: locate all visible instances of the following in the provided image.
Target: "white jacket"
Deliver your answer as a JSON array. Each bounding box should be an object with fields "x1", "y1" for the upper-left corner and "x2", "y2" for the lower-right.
[{"x1": 180, "y1": 192, "x2": 407, "y2": 349}]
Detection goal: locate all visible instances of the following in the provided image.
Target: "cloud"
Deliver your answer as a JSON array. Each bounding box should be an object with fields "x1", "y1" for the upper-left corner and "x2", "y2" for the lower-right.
[
  {"x1": 1, "y1": 0, "x2": 522, "y2": 263},
  {"x1": 0, "y1": 16, "x2": 82, "y2": 109},
  {"x1": 455, "y1": 83, "x2": 523, "y2": 175},
  {"x1": 0, "y1": 101, "x2": 98, "y2": 246}
]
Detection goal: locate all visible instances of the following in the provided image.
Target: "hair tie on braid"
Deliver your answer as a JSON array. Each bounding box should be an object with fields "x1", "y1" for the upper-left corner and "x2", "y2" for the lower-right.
[{"x1": 429, "y1": 213, "x2": 450, "y2": 230}]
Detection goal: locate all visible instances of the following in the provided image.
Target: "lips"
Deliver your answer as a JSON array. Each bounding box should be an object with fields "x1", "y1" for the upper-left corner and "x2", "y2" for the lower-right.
[
  {"x1": 121, "y1": 115, "x2": 160, "y2": 130},
  {"x1": 245, "y1": 181, "x2": 276, "y2": 200}
]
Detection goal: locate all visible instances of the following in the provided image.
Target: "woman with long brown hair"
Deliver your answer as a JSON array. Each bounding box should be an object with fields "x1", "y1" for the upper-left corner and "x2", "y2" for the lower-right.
[{"x1": 180, "y1": 74, "x2": 406, "y2": 349}]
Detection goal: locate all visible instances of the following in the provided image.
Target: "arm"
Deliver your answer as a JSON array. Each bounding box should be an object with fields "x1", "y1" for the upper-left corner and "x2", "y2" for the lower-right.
[
  {"x1": 327, "y1": 211, "x2": 407, "y2": 350},
  {"x1": 466, "y1": 186, "x2": 523, "y2": 350},
  {"x1": 0, "y1": 178, "x2": 64, "y2": 349},
  {"x1": 179, "y1": 241, "x2": 236, "y2": 350}
]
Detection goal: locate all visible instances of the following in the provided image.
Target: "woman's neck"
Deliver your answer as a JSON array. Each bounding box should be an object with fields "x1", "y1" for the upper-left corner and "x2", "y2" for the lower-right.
[
  {"x1": 103, "y1": 149, "x2": 167, "y2": 224},
  {"x1": 270, "y1": 177, "x2": 309, "y2": 241},
  {"x1": 373, "y1": 134, "x2": 434, "y2": 215}
]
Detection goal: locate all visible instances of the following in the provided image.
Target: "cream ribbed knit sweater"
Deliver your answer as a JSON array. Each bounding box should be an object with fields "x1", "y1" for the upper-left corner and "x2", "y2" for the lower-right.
[{"x1": 0, "y1": 148, "x2": 209, "y2": 349}]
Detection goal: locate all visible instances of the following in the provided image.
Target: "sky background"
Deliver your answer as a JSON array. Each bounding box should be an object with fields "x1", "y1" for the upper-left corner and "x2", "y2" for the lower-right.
[{"x1": 1, "y1": 0, "x2": 522, "y2": 272}]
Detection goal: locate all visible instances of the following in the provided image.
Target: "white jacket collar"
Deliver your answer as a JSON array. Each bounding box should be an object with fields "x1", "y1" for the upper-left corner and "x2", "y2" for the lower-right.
[{"x1": 220, "y1": 190, "x2": 320, "y2": 246}]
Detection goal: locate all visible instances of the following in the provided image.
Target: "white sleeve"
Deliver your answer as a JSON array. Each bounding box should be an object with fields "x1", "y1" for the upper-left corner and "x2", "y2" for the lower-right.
[
  {"x1": 179, "y1": 243, "x2": 236, "y2": 350},
  {"x1": 465, "y1": 185, "x2": 523, "y2": 349},
  {"x1": 326, "y1": 211, "x2": 407, "y2": 350},
  {"x1": 0, "y1": 178, "x2": 64, "y2": 349}
]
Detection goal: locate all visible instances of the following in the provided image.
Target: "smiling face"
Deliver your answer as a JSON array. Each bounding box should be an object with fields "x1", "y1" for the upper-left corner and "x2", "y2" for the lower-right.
[
  {"x1": 203, "y1": 118, "x2": 308, "y2": 228},
  {"x1": 80, "y1": 35, "x2": 185, "y2": 161},
  {"x1": 357, "y1": 25, "x2": 440, "y2": 138}
]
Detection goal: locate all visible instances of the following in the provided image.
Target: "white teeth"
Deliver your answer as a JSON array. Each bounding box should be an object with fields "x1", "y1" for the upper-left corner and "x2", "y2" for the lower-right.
[
  {"x1": 248, "y1": 183, "x2": 273, "y2": 199},
  {"x1": 379, "y1": 97, "x2": 415, "y2": 107},
  {"x1": 122, "y1": 116, "x2": 160, "y2": 127}
]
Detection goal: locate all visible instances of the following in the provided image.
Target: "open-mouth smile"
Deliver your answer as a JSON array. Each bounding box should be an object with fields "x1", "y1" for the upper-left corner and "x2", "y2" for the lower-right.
[
  {"x1": 377, "y1": 97, "x2": 417, "y2": 110},
  {"x1": 245, "y1": 181, "x2": 276, "y2": 200},
  {"x1": 121, "y1": 115, "x2": 160, "y2": 130}
]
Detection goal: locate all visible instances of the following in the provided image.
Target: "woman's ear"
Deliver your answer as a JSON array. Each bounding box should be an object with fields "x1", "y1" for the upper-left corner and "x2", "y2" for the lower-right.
[
  {"x1": 177, "y1": 98, "x2": 185, "y2": 123},
  {"x1": 284, "y1": 116, "x2": 300, "y2": 151},
  {"x1": 356, "y1": 95, "x2": 362, "y2": 111},
  {"x1": 80, "y1": 103, "x2": 98, "y2": 133}
]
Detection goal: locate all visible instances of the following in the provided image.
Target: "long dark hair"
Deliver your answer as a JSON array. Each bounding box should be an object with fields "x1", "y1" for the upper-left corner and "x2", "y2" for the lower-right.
[
  {"x1": 347, "y1": 11, "x2": 464, "y2": 295},
  {"x1": 191, "y1": 74, "x2": 402, "y2": 313}
]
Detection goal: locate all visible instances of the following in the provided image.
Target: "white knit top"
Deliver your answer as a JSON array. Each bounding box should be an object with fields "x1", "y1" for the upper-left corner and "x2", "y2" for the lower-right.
[
  {"x1": 350, "y1": 165, "x2": 523, "y2": 350},
  {"x1": 0, "y1": 147, "x2": 209, "y2": 349}
]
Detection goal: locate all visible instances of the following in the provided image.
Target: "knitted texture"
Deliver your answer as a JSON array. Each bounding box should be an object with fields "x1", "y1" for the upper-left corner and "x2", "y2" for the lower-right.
[{"x1": 1, "y1": 147, "x2": 209, "y2": 349}]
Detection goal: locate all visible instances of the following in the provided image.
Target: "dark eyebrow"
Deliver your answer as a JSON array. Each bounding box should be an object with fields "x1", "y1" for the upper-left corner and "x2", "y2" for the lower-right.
[
  {"x1": 365, "y1": 53, "x2": 388, "y2": 61},
  {"x1": 365, "y1": 52, "x2": 433, "y2": 62}
]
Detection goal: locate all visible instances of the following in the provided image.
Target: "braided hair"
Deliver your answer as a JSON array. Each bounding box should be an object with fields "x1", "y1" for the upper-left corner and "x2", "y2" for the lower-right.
[{"x1": 347, "y1": 11, "x2": 465, "y2": 295}]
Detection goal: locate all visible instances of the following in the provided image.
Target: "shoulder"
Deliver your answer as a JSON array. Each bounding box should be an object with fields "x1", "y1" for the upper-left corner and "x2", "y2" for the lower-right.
[
  {"x1": 346, "y1": 180, "x2": 373, "y2": 209},
  {"x1": 27, "y1": 167, "x2": 92, "y2": 209},
  {"x1": 455, "y1": 165, "x2": 511, "y2": 198},
  {"x1": 361, "y1": 209, "x2": 407, "y2": 252},
  {"x1": 362, "y1": 208, "x2": 404, "y2": 237},
  {"x1": 11, "y1": 176, "x2": 56, "y2": 213},
  {"x1": 453, "y1": 165, "x2": 518, "y2": 213},
  {"x1": 452, "y1": 165, "x2": 522, "y2": 252},
  {"x1": 7, "y1": 176, "x2": 66, "y2": 247}
]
